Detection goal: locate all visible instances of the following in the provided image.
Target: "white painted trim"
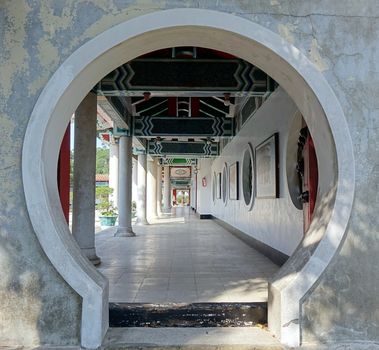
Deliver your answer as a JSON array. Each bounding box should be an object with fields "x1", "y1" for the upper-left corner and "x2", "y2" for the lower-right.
[
  {"x1": 222, "y1": 162, "x2": 229, "y2": 206},
  {"x1": 212, "y1": 171, "x2": 217, "y2": 203},
  {"x1": 22, "y1": 8, "x2": 355, "y2": 348}
]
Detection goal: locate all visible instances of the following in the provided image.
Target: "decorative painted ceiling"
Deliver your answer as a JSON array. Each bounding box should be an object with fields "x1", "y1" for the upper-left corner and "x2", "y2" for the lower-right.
[{"x1": 94, "y1": 47, "x2": 276, "y2": 158}]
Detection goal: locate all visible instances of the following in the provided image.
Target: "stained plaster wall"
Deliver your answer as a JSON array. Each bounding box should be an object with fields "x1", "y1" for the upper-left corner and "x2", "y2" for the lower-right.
[
  {"x1": 0, "y1": 0, "x2": 379, "y2": 347},
  {"x1": 210, "y1": 88, "x2": 303, "y2": 256}
]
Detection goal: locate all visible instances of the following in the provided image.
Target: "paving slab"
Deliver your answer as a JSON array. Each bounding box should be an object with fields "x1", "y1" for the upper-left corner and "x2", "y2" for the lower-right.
[
  {"x1": 103, "y1": 327, "x2": 284, "y2": 349},
  {"x1": 96, "y1": 207, "x2": 279, "y2": 303}
]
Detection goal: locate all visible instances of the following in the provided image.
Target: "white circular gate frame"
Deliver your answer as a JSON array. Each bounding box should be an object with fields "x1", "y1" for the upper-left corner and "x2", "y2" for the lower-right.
[{"x1": 22, "y1": 9, "x2": 355, "y2": 349}]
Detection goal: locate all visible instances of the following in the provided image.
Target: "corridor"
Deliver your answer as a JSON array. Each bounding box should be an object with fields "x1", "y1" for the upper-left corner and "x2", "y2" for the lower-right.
[{"x1": 96, "y1": 208, "x2": 279, "y2": 303}]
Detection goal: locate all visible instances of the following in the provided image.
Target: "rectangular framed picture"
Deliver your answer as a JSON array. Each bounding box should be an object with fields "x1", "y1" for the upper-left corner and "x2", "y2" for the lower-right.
[
  {"x1": 229, "y1": 162, "x2": 239, "y2": 200},
  {"x1": 216, "y1": 172, "x2": 222, "y2": 199},
  {"x1": 170, "y1": 166, "x2": 191, "y2": 178},
  {"x1": 255, "y1": 133, "x2": 279, "y2": 198}
]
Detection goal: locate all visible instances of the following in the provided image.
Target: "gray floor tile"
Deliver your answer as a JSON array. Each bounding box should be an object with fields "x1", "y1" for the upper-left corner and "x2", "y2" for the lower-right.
[
  {"x1": 96, "y1": 207, "x2": 279, "y2": 303},
  {"x1": 109, "y1": 289, "x2": 139, "y2": 302},
  {"x1": 134, "y1": 291, "x2": 168, "y2": 303}
]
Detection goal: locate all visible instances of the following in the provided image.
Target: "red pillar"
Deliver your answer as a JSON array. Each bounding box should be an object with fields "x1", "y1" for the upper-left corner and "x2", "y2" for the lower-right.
[{"x1": 58, "y1": 124, "x2": 71, "y2": 224}]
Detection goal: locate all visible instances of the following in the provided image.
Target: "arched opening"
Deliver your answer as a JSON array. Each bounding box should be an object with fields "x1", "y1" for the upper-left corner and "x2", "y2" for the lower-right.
[{"x1": 22, "y1": 9, "x2": 354, "y2": 349}]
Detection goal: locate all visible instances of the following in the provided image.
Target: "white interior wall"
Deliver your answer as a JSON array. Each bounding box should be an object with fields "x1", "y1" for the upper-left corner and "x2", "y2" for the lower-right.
[
  {"x1": 196, "y1": 158, "x2": 212, "y2": 215},
  {"x1": 211, "y1": 88, "x2": 303, "y2": 256}
]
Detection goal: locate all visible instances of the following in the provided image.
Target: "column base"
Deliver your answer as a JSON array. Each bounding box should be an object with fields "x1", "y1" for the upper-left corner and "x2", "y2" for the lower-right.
[
  {"x1": 114, "y1": 226, "x2": 136, "y2": 237},
  {"x1": 89, "y1": 255, "x2": 101, "y2": 266},
  {"x1": 82, "y1": 247, "x2": 101, "y2": 266},
  {"x1": 136, "y1": 218, "x2": 149, "y2": 225}
]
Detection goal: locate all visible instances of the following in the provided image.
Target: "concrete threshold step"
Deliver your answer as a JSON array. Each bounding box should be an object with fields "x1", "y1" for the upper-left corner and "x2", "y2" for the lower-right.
[
  {"x1": 109, "y1": 302, "x2": 267, "y2": 328},
  {"x1": 6, "y1": 341, "x2": 379, "y2": 350},
  {"x1": 103, "y1": 327, "x2": 284, "y2": 349}
]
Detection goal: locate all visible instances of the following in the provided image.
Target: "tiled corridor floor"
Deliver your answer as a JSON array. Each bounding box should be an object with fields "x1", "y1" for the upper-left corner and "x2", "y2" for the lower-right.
[{"x1": 96, "y1": 207, "x2": 280, "y2": 303}]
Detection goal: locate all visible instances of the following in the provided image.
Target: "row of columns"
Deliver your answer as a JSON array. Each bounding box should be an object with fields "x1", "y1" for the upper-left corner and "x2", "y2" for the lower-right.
[
  {"x1": 111, "y1": 145, "x2": 171, "y2": 226},
  {"x1": 70, "y1": 92, "x2": 172, "y2": 265},
  {"x1": 136, "y1": 154, "x2": 148, "y2": 225},
  {"x1": 115, "y1": 135, "x2": 134, "y2": 236},
  {"x1": 163, "y1": 166, "x2": 171, "y2": 212}
]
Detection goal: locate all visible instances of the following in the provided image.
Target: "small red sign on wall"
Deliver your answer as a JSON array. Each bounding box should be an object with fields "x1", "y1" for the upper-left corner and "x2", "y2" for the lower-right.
[{"x1": 202, "y1": 177, "x2": 207, "y2": 187}]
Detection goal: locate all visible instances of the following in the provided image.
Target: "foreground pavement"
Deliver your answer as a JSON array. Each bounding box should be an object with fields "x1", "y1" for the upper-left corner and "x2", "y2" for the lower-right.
[{"x1": 96, "y1": 208, "x2": 279, "y2": 303}]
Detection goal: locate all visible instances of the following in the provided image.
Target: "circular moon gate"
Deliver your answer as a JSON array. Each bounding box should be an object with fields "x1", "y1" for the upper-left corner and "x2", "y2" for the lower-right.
[{"x1": 22, "y1": 9, "x2": 355, "y2": 348}]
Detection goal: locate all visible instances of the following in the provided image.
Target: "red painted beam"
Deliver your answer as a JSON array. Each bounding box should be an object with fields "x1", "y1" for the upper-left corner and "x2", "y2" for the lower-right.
[
  {"x1": 168, "y1": 97, "x2": 177, "y2": 116},
  {"x1": 191, "y1": 97, "x2": 200, "y2": 117},
  {"x1": 58, "y1": 124, "x2": 71, "y2": 224}
]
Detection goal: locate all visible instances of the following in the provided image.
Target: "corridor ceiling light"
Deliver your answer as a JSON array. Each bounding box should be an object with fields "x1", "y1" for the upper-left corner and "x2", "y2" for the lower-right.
[
  {"x1": 143, "y1": 92, "x2": 151, "y2": 101},
  {"x1": 223, "y1": 93, "x2": 231, "y2": 106}
]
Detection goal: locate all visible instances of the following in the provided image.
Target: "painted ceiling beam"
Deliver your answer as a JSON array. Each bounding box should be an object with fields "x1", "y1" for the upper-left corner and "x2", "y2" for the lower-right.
[
  {"x1": 95, "y1": 59, "x2": 276, "y2": 97},
  {"x1": 159, "y1": 158, "x2": 197, "y2": 165},
  {"x1": 133, "y1": 115, "x2": 233, "y2": 138},
  {"x1": 134, "y1": 96, "x2": 230, "y2": 119},
  {"x1": 96, "y1": 105, "x2": 114, "y2": 131},
  {"x1": 171, "y1": 179, "x2": 191, "y2": 187},
  {"x1": 97, "y1": 96, "x2": 129, "y2": 130},
  {"x1": 148, "y1": 140, "x2": 218, "y2": 157}
]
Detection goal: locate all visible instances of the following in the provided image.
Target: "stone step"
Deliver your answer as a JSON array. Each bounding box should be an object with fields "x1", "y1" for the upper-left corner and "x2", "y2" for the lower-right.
[
  {"x1": 109, "y1": 302, "x2": 267, "y2": 328},
  {"x1": 103, "y1": 327, "x2": 285, "y2": 349}
]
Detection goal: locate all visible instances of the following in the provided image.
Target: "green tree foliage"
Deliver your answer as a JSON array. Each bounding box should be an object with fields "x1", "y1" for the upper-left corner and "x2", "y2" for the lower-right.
[
  {"x1": 70, "y1": 146, "x2": 109, "y2": 179},
  {"x1": 96, "y1": 186, "x2": 117, "y2": 216},
  {"x1": 96, "y1": 147, "x2": 109, "y2": 174},
  {"x1": 96, "y1": 186, "x2": 113, "y2": 203}
]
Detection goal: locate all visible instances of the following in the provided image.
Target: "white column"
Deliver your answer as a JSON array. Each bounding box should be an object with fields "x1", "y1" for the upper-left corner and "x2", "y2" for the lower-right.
[
  {"x1": 136, "y1": 153, "x2": 148, "y2": 225},
  {"x1": 109, "y1": 140, "x2": 119, "y2": 208},
  {"x1": 72, "y1": 92, "x2": 100, "y2": 265},
  {"x1": 115, "y1": 135, "x2": 135, "y2": 237},
  {"x1": 156, "y1": 162, "x2": 162, "y2": 216},
  {"x1": 132, "y1": 157, "x2": 138, "y2": 205},
  {"x1": 147, "y1": 158, "x2": 158, "y2": 220},
  {"x1": 191, "y1": 166, "x2": 197, "y2": 210},
  {"x1": 163, "y1": 166, "x2": 171, "y2": 212}
]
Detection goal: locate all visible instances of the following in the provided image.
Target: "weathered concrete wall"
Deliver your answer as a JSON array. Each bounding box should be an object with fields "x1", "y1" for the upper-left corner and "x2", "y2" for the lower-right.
[{"x1": 0, "y1": 0, "x2": 379, "y2": 347}]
